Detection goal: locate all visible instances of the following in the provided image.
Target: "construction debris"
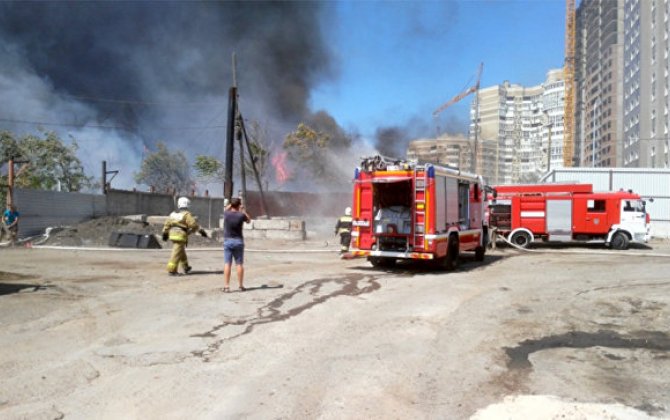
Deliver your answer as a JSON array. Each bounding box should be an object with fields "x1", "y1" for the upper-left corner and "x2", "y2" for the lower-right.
[{"x1": 38, "y1": 216, "x2": 219, "y2": 248}]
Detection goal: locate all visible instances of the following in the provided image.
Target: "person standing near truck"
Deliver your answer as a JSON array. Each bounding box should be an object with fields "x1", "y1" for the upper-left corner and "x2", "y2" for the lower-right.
[
  {"x1": 1, "y1": 204, "x2": 20, "y2": 246},
  {"x1": 222, "y1": 197, "x2": 251, "y2": 292},
  {"x1": 335, "y1": 207, "x2": 352, "y2": 253}
]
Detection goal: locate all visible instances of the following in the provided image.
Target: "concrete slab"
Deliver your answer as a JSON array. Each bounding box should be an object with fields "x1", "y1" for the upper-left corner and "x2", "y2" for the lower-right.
[
  {"x1": 253, "y1": 219, "x2": 291, "y2": 230},
  {"x1": 265, "y1": 229, "x2": 306, "y2": 240},
  {"x1": 122, "y1": 214, "x2": 147, "y2": 223},
  {"x1": 147, "y1": 216, "x2": 169, "y2": 225}
]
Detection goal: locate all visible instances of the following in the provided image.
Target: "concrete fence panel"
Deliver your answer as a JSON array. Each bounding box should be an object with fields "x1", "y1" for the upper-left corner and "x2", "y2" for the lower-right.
[
  {"x1": 11, "y1": 188, "x2": 353, "y2": 239},
  {"x1": 14, "y1": 189, "x2": 106, "y2": 238}
]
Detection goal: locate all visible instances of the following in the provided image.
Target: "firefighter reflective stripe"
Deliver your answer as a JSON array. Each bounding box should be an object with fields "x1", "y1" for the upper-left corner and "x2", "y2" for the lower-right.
[
  {"x1": 169, "y1": 229, "x2": 188, "y2": 242},
  {"x1": 336, "y1": 216, "x2": 353, "y2": 234}
]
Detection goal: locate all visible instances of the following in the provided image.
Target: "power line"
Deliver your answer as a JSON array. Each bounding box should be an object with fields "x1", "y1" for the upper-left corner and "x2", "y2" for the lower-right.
[
  {"x1": 189, "y1": 107, "x2": 228, "y2": 157},
  {"x1": 56, "y1": 93, "x2": 219, "y2": 107},
  {"x1": 0, "y1": 117, "x2": 226, "y2": 131}
]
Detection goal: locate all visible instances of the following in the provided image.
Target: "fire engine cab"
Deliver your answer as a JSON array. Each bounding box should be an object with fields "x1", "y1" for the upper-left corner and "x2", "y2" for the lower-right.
[
  {"x1": 346, "y1": 155, "x2": 488, "y2": 269},
  {"x1": 488, "y1": 183, "x2": 650, "y2": 250}
]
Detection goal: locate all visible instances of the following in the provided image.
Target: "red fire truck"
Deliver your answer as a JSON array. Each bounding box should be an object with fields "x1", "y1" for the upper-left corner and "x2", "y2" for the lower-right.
[
  {"x1": 488, "y1": 183, "x2": 650, "y2": 250},
  {"x1": 346, "y1": 155, "x2": 488, "y2": 269}
]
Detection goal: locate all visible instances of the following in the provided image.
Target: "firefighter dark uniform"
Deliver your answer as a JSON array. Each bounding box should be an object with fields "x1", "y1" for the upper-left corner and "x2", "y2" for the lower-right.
[
  {"x1": 162, "y1": 197, "x2": 202, "y2": 275},
  {"x1": 335, "y1": 207, "x2": 353, "y2": 252}
]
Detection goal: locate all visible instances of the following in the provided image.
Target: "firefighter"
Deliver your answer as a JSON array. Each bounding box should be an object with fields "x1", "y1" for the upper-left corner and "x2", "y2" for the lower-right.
[
  {"x1": 335, "y1": 207, "x2": 353, "y2": 253},
  {"x1": 162, "y1": 197, "x2": 208, "y2": 275}
]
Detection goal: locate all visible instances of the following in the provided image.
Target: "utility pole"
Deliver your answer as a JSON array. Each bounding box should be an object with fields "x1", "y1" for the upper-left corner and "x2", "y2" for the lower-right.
[
  {"x1": 101, "y1": 161, "x2": 119, "y2": 194},
  {"x1": 7, "y1": 158, "x2": 14, "y2": 207},
  {"x1": 5, "y1": 158, "x2": 29, "y2": 207},
  {"x1": 224, "y1": 53, "x2": 238, "y2": 201},
  {"x1": 222, "y1": 53, "x2": 269, "y2": 216}
]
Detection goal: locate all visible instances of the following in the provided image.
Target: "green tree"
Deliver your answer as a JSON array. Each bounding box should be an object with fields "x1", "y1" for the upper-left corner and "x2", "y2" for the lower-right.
[
  {"x1": 244, "y1": 121, "x2": 271, "y2": 188},
  {"x1": 135, "y1": 142, "x2": 193, "y2": 193},
  {"x1": 0, "y1": 130, "x2": 92, "y2": 193},
  {"x1": 193, "y1": 155, "x2": 222, "y2": 181},
  {"x1": 282, "y1": 112, "x2": 354, "y2": 186},
  {"x1": 193, "y1": 120, "x2": 271, "y2": 190}
]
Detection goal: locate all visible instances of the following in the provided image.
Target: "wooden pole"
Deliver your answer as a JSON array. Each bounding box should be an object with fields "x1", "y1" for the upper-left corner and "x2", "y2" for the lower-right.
[{"x1": 7, "y1": 158, "x2": 14, "y2": 207}]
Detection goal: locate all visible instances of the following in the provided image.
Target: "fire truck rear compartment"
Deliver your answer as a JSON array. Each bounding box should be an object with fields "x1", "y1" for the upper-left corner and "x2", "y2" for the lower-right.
[{"x1": 373, "y1": 180, "x2": 412, "y2": 252}]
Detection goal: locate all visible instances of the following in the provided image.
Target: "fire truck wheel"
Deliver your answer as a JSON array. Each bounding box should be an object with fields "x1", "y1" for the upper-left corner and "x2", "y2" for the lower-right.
[
  {"x1": 510, "y1": 231, "x2": 531, "y2": 248},
  {"x1": 474, "y1": 246, "x2": 486, "y2": 261},
  {"x1": 442, "y1": 237, "x2": 460, "y2": 270},
  {"x1": 610, "y1": 231, "x2": 630, "y2": 250}
]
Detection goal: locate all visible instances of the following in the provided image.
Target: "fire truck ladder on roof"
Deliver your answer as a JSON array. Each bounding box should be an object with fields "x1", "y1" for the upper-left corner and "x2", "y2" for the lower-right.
[{"x1": 413, "y1": 166, "x2": 427, "y2": 249}]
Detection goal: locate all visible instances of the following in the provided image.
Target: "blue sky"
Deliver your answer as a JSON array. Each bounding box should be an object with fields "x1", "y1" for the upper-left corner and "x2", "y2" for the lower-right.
[{"x1": 310, "y1": 0, "x2": 566, "y2": 139}]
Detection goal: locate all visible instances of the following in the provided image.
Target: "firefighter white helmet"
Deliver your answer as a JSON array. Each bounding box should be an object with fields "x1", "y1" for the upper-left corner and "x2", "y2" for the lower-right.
[
  {"x1": 177, "y1": 197, "x2": 191, "y2": 209},
  {"x1": 345, "y1": 207, "x2": 352, "y2": 216}
]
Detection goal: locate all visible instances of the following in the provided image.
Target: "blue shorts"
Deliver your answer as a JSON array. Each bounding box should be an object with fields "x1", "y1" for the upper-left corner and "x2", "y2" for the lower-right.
[{"x1": 224, "y1": 238, "x2": 244, "y2": 265}]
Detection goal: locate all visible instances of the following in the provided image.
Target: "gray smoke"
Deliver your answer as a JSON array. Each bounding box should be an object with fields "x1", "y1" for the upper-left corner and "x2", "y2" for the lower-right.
[
  {"x1": 0, "y1": 2, "x2": 338, "y2": 188},
  {"x1": 374, "y1": 116, "x2": 437, "y2": 158}
]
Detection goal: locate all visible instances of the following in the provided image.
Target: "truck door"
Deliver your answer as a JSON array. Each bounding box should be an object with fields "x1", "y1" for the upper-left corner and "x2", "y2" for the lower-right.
[
  {"x1": 546, "y1": 199, "x2": 572, "y2": 241},
  {"x1": 355, "y1": 181, "x2": 374, "y2": 249},
  {"x1": 573, "y1": 198, "x2": 609, "y2": 235}
]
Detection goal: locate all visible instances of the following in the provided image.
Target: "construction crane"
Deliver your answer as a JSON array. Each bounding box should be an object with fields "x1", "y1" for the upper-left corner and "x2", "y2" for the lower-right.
[
  {"x1": 563, "y1": 0, "x2": 576, "y2": 167},
  {"x1": 433, "y1": 62, "x2": 484, "y2": 172},
  {"x1": 432, "y1": 63, "x2": 484, "y2": 120}
]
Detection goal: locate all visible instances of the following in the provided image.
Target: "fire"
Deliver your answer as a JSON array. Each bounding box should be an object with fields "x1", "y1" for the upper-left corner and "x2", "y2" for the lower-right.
[{"x1": 271, "y1": 151, "x2": 290, "y2": 183}]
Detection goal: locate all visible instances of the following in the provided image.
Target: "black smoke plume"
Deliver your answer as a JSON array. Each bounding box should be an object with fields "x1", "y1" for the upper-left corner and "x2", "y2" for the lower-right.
[
  {"x1": 374, "y1": 116, "x2": 436, "y2": 158},
  {"x1": 0, "y1": 2, "x2": 338, "y2": 188}
]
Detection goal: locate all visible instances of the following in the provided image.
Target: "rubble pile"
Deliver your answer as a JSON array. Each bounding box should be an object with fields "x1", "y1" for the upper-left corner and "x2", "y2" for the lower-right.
[{"x1": 39, "y1": 216, "x2": 220, "y2": 248}]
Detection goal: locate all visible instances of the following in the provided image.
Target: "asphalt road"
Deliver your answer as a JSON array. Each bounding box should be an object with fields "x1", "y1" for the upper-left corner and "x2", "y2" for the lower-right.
[{"x1": 1, "y1": 239, "x2": 669, "y2": 419}]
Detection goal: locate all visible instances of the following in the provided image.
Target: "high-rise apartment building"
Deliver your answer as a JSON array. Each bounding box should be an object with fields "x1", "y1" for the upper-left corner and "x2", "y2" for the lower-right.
[
  {"x1": 623, "y1": 0, "x2": 670, "y2": 167},
  {"x1": 469, "y1": 70, "x2": 565, "y2": 184},
  {"x1": 574, "y1": 0, "x2": 625, "y2": 168},
  {"x1": 406, "y1": 135, "x2": 472, "y2": 170}
]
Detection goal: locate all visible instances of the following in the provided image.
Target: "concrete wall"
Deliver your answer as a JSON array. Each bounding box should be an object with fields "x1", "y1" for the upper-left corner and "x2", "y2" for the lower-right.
[
  {"x1": 13, "y1": 188, "x2": 352, "y2": 239},
  {"x1": 106, "y1": 190, "x2": 224, "y2": 230},
  {"x1": 14, "y1": 189, "x2": 106, "y2": 238}
]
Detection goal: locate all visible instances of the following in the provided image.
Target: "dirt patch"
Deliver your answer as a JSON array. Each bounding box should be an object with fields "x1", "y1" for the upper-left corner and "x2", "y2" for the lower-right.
[{"x1": 39, "y1": 216, "x2": 220, "y2": 248}]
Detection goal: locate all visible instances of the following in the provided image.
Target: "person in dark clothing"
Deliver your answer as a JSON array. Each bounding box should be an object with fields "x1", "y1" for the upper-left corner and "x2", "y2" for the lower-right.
[
  {"x1": 1, "y1": 204, "x2": 20, "y2": 246},
  {"x1": 222, "y1": 197, "x2": 251, "y2": 292}
]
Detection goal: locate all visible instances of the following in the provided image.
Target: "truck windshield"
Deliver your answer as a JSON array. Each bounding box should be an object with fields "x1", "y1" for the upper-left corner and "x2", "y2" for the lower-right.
[{"x1": 623, "y1": 200, "x2": 644, "y2": 212}]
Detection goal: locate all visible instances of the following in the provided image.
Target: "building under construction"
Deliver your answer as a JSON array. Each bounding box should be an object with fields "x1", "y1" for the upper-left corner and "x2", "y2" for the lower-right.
[{"x1": 574, "y1": 0, "x2": 624, "y2": 168}]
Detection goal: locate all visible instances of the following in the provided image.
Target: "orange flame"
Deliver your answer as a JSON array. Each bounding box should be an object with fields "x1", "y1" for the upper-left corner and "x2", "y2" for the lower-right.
[{"x1": 271, "y1": 151, "x2": 290, "y2": 183}]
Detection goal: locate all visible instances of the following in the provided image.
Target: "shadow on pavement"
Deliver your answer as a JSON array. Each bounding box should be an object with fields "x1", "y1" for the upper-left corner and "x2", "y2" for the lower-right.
[
  {"x1": 348, "y1": 253, "x2": 506, "y2": 275},
  {"x1": 0, "y1": 283, "x2": 51, "y2": 296},
  {"x1": 493, "y1": 240, "x2": 655, "y2": 251},
  {"x1": 187, "y1": 270, "x2": 224, "y2": 275}
]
